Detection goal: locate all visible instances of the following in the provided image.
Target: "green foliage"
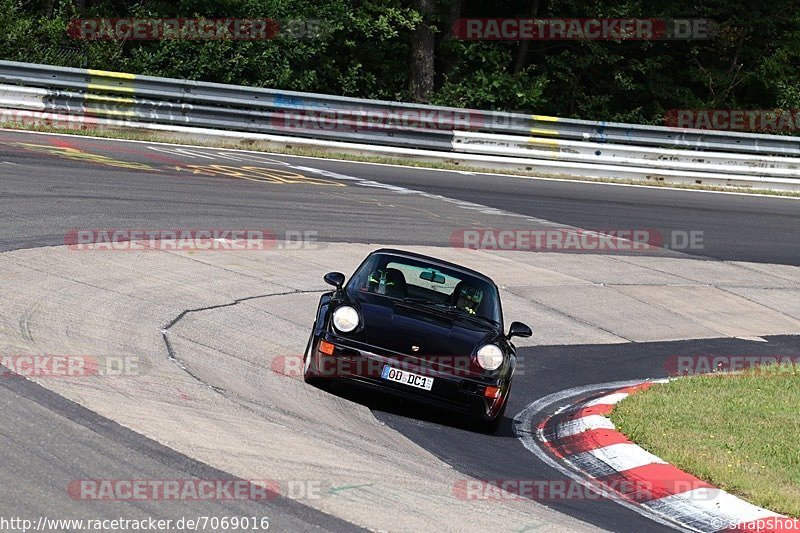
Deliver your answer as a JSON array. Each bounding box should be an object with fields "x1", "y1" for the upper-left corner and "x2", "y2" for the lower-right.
[
  {"x1": 432, "y1": 41, "x2": 546, "y2": 110},
  {"x1": 0, "y1": 0, "x2": 798, "y2": 124}
]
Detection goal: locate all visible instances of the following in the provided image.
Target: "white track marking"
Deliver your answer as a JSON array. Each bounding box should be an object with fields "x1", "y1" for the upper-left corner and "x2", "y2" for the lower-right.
[
  {"x1": 290, "y1": 165, "x2": 565, "y2": 224},
  {"x1": 646, "y1": 489, "x2": 780, "y2": 532},
  {"x1": 552, "y1": 415, "x2": 615, "y2": 438},
  {"x1": 1, "y1": 127, "x2": 797, "y2": 200},
  {"x1": 514, "y1": 380, "x2": 696, "y2": 532},
  {"x1": 584, "y1": 392, "x2": 629, "y2": 406},
  {"x1": 582, "y1": 443, "x2": 666, "y2": 472},
  {"x1": 148, "y1": 146, "x2": 291, "y2": 165},
  {"x1": 519, "y1": 380, "x2": 791, "y2": 533}
]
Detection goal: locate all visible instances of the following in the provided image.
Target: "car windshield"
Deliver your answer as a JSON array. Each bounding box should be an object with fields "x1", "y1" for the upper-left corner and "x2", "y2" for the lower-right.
[{"x1": 348, "y1": 253, "x2": 502, "y2": 326}]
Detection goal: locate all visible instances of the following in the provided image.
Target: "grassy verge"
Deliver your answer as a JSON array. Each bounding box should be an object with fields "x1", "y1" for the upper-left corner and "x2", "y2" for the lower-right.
[
  {"x1": 2, "y1": 122, "x2": 800, "y2": 198},
  {"x1": 611, "y1": 366, "x2": 800, "y2": 517}
]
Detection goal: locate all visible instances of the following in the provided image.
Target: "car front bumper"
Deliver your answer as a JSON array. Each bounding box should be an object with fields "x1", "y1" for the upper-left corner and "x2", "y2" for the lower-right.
[{"x1": 308, "y1": 333, "x2": 509, "y2": 418}]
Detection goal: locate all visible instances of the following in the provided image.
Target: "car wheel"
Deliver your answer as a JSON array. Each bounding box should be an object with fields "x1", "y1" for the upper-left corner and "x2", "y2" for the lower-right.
[
  {"x1": 473, "y1": 400, "x2": 506, "y2": 434},
  {"x1": 302, "y1": 332, "x2": 317, "y2": 382},
  {"x1": 473, "y1": 381, "x2": 511, "y2": 434},
  {"x1": 302, "y1": 331, "x2": 329, "y2": 388}
]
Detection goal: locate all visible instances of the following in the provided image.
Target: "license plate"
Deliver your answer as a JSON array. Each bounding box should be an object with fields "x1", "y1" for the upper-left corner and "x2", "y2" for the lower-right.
[{"x1": 381, "y1": 365, "x2": 434, "y2": 391}]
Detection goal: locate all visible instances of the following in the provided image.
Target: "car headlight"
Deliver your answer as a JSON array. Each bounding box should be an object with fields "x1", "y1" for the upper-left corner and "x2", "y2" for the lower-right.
[
  {"x1": 476, "y1": 344, "x2": 504, "y2": 371},
  {"x1": 332, "y1": 305, "x2": 359, "y2": 333}
]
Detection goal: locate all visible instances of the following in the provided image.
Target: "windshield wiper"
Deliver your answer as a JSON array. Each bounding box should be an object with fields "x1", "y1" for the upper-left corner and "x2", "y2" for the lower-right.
[
  {"x1": 399, "y1": 297, "x2": 441, "y2": 304},
  {"x1": 400, "y1": 299, "x2": 498, "y2": 326},
  {"x1": 437, "y1": 305, "x2": 494, "y2": 323}
]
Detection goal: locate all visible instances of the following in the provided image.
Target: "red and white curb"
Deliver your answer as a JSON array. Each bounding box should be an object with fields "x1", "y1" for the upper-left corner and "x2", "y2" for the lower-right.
[{"x1": 514, "y1": 380, "x2": 798, "y2": 533}]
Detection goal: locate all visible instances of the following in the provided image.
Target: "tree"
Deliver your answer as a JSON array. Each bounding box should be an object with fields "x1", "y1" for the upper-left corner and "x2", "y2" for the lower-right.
[{"x1": 409, "y1": 0, "x2": 435, "y2": 102}]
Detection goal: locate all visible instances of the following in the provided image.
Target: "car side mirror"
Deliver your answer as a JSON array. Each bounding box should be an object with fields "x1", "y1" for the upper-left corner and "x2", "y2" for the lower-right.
[
  {"x1": 324, "y1": 272, "x2": 346, "y2": 290},
  {"x1": 507, "y1": 321, "x2": 532, "y2": 339}
]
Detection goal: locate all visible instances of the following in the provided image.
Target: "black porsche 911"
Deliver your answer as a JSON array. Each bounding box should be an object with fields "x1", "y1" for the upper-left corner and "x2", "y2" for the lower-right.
[{"x1": 303, "y1": 248, "x2": 532, "y2": 433}]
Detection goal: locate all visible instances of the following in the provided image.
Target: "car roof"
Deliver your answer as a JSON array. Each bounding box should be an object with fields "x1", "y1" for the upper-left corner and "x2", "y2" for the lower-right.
[{"x1": 369, "y1": 248, "x2": 497, "y2": 286}]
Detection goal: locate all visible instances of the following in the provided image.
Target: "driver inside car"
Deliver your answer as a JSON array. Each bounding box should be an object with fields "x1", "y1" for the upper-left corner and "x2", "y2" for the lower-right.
[
  {"x1": 452, "y1": 282, "x2": 483, "y2": 315},
  {"x1": 366, "y1": 268, "x2": 407, "y2": 298}
]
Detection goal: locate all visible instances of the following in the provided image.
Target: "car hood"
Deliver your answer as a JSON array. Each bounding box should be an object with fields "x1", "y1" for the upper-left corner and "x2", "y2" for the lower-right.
[{"x1": 353, "y1": 293, "x2": 495, "y2": 357}]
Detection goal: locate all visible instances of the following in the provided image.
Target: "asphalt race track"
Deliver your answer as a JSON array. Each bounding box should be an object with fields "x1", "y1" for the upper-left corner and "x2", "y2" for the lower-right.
[
  {"x1": 1, "y1": 128, "x2": 799, "y2": 532},
  {"x1": 0, "y1": 367, "x2": 363, "y2": 532},
  {"x1": 365, "y1": 335, "x2": 800, "y2": 532},
  {"x1": 1, "y1": 130, "x2": 798, "y2": 265}
]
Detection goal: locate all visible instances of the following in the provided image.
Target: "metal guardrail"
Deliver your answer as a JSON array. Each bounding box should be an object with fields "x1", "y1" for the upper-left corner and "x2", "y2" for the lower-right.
[
  {"x1": 452, "y1": 131, "x2": 800, "y2": 178},
  {"x1": 1, "y1": 60, "x2": 800, "y2": 190}
]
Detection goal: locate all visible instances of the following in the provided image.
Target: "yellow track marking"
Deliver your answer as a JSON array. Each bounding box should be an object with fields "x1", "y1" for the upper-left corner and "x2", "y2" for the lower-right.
[
  {"x1": 182, "y1": 165, "x2": 345, "y2": 186},
  {"x1": 4, "y1": 142, "x2": 155, "y2": 171}
]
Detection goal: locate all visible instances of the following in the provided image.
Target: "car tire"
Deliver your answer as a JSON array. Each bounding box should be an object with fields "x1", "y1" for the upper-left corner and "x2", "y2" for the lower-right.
[
  {"x1": 302, "y1": 331, "x2": 329, "y2": 388},
  {"x1": 302, "y1": 332, "x2": 318, "y2": 382},
  {"x1": 473, "y1": 380, "x2": 511, "y2": 434},
  {"x1": 473, "y1": 400, "x2": 506, "y2": 434}
]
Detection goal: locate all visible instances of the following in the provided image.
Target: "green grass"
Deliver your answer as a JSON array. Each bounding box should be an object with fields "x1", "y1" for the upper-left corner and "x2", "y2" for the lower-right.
[
  {"x1": 611, "y1": 367, "x2": 800, "y2": 517},
  {"x1": 3, "y1": 122, "x2": 800, "y2": 198}
]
